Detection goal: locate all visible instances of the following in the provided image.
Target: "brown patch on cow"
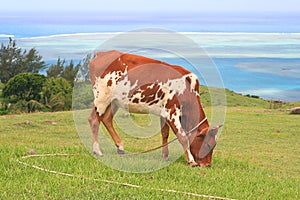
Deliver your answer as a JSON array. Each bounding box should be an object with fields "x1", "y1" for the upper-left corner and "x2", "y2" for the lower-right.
[
  {"x1": 186, "y1": 76, "x2": 192, "y2": 84},
  {"x1": 149, "y1": 99, "x2": 159, "y2": 106},
  {"x1": 132, "y1": 98, "x2": 139, "y2": 104},
  {"x1": 141, "y1": 94, "x2": 156, "y2": 103},
  {"x1": 155, "y1": 88, "x2": 166, "y2": 100},
  {"x1": 139, "y1": 84, "x2": 161, "y2": 103},
  {"x1": 165, "y1": 97, "x2": 179, "y2": 109},
  {"x1": 107, "y1": 79, "x2": 113, "y2": 87},
  {"x1": 157, "y1": 88, "x2": 163, "y2": 97}
]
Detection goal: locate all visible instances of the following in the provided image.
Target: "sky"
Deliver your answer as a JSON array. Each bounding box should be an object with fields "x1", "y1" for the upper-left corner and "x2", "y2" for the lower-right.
[{"x1": 1, "y1": 0, "x2": 299, "y2": 16}]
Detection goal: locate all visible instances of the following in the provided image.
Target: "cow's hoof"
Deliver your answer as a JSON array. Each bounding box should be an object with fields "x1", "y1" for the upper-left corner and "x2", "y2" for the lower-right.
[
  {"x1": 117, "y1": 148, "x2": 125, "y2": 154},
  {"x1": 188, "y1": 161, "x2": 199, "y2": 167},
  {"x1": 162, "y1": 153, "x2": 168, "y2": 161},
  {"x1": 93, "y1": 151, "x2": 103, "y2": 157}
]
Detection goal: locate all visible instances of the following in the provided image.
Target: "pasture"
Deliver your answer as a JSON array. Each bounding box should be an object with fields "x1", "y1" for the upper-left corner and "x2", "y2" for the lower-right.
[{"x1": 1, "y1": 98, "x2": 300, "y2": 199}]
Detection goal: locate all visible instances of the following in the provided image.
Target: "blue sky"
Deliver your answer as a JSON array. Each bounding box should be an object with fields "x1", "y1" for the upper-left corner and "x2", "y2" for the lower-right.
[{"x1": 1, "y1": 0, "x2": 299, "y2": 15}]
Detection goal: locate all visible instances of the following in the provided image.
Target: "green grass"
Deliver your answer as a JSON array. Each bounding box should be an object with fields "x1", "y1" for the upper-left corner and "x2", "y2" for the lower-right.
[
  {"x1": 1, "y1": 91, "x2": 300, "y2": 199},
  {"x1": 200, "y1": 86, "x2": 300, "y2": 108}
]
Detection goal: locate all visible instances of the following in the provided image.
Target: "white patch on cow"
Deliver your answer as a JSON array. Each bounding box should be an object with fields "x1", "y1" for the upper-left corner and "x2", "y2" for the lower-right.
[
  {"x1": 165, "y1": 76, "x2": 187, "y2": 96},
  {"x1": 186, "y1": 73, "x2": 200, "y2": 96},
  {"x1": 93, "y1": 68, "x2": 129, "y2": 116},
  {"x1": 114, "y1": 76, "x2": 136, "y2": 102},
  {"x1": 118, "y1": 57, "x2": 121, "y2": 61},
  {"x1": 187, "y1": 149, "x2": 195, "y2": 163},
  {"x1": 93, "y1": 76, "x2": 114, "y2": 115},
  {"x1": 167, "y1": 107, "x2": 185, "y2": 136}
]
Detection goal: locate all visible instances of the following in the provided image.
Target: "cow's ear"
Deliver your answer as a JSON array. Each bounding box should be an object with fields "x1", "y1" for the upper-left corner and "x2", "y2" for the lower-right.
[{"x1": 208, "y1": 125, "x2": 222, "y2": 137}]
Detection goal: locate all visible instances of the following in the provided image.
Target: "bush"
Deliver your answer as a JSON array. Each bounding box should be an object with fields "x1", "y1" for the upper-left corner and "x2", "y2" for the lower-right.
[
  {"x1": 42, "y1": 77, "x2": 73, "y2": 111},
  {"x1": 0, "y1": 107, "x2": 8, "y2": 115},
  {"x1": 2, "y1": 73, "x2": 73, "y2": 113},
  {"x1": 3, "y1": 73, "x2": 46, "y2": 102}
]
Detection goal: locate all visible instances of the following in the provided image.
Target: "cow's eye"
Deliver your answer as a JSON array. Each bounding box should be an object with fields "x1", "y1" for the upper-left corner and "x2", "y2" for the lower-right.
[{"x1": 206, "y1": 143, "x2": 212, "y2": 150}]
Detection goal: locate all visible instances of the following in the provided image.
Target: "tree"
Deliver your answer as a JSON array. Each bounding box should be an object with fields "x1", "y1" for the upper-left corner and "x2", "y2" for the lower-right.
[
  {"x1": 41, "y1": 77, "x2": 72, "y2": 111},
  {"x1": 2, "y1": 73, "x2": 46, "y2": 102},
  {"x1": 0, "y1": 38, "x2": 46, "y2": 84},
  {"x1": 61, "y1": 60, "x2": 80, "y2": 87},
  {"x1": 47, "y1": 58, "x2": 80, "y2": 86},
  {"x1": 46, "y1": 57, "x2": 65, "y2": 78}
]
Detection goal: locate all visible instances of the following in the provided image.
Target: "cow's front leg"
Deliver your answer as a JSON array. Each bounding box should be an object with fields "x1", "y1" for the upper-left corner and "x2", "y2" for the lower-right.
[
  {"x1": 160, "y1": 117, "x2": 169, "y2": 161},
  {"x1": 101, "y1": 105, "x2": 124, "y2": 154},
  {"x1": 88, "y1": 106, "x2": 103, "y2": 156},
  {"x1": 176, "y1": 132, "x2": 198, "y2": 167},
  {"x1": 167, "y1": 114, "x2": 198, "y2": 167}
]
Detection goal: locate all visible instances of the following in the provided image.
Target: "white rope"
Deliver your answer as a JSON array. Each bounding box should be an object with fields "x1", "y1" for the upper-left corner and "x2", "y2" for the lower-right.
[{"x1": 16, "y1": 153, "x2": 235, "y2": 200}]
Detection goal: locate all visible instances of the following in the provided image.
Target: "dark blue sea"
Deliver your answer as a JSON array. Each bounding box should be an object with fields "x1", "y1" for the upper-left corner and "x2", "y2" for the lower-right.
[{"x1": 0, "y1": 13, "x2": 299, "y2": 101}]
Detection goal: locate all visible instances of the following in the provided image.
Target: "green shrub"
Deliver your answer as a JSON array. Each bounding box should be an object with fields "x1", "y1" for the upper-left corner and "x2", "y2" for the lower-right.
[
  {"x1": 3, "y1": 73, "x2": 46, "y2": 102},
  {"x1": 42, "y1": 77, "x2": 73, "y2": 111}
]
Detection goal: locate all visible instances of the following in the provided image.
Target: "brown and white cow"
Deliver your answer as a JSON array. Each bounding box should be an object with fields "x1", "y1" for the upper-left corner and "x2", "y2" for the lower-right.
[{"x1": 88, "y1": 50, "x2": 220, "y2": 167}]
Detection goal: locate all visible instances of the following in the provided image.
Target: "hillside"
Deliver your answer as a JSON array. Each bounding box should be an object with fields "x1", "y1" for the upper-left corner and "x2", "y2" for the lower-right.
[{"x1": 200, "y1": 85, "x2": 300, "y2": 109}]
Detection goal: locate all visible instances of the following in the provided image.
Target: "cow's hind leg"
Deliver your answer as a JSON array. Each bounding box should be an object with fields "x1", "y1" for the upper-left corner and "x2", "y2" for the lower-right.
[
  {"x1": 101, "y1": 105, "x2": 124, "y2": 154},
  {"x1": 167, "y1": 116, "x2": 198, "y2": 167},
  {"x1": 160, "y1": 117, "x2": 169, "y2": 161},
  {"x1": 88, "y1": 106, "x2": 103, "y2": 156}
]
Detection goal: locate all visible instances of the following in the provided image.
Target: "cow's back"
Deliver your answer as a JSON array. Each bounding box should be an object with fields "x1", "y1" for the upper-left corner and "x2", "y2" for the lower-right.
[{"x1": 89, "y1": 50, "x2": 123, "y2": 85}]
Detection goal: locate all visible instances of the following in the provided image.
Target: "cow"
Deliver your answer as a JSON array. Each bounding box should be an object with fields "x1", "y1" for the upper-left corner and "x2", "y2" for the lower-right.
[{"x1": 88, "y1": 50, "x2": 220, "y2": 167}]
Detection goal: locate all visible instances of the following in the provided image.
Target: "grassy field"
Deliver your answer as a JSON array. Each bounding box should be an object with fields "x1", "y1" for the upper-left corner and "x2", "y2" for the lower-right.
[{"x1": 1, "y1": 92, "x2": 300, "y2": 199}]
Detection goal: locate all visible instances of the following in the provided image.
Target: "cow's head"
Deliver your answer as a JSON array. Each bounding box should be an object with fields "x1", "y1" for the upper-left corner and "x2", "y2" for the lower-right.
[{"x1": 190, "y1": 125, "x2": 221, "y2": 167}]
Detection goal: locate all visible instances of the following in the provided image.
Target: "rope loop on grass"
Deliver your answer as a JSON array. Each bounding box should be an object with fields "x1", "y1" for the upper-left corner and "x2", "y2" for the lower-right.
[{"x1": 16, "y1": 153, "x2": 235, "y2": 200}]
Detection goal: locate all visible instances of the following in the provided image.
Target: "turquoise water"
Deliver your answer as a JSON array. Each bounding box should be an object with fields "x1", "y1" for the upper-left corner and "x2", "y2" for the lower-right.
[{"x1": 0, "y1": 15, "x2": 299, "y2": 101}]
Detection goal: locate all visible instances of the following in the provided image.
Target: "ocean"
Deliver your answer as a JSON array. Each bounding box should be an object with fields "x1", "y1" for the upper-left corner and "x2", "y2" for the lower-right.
[{"x1": 0, "y1": 14, "x2": 299, "y2": 102}]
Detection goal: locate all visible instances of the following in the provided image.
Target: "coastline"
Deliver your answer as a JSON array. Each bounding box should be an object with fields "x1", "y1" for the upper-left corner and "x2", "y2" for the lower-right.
[{"x1": 0, "y1": 31, "x2": 299, "y2": 102}]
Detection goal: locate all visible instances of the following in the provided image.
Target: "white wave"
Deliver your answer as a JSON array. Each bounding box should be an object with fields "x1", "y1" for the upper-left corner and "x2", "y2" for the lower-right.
[
  {"x1": 19, "y1": 32, "x2": 121, "y2": 40},
  {"x1": 14, "y1": 31, "x2": 300, "y2": 60},
  {"x1": 0, "y1": 34, "x2": 14, "y2": 38},
  {"x1": 17, "y1": 31, "x2": 300, "y2": 40}
]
